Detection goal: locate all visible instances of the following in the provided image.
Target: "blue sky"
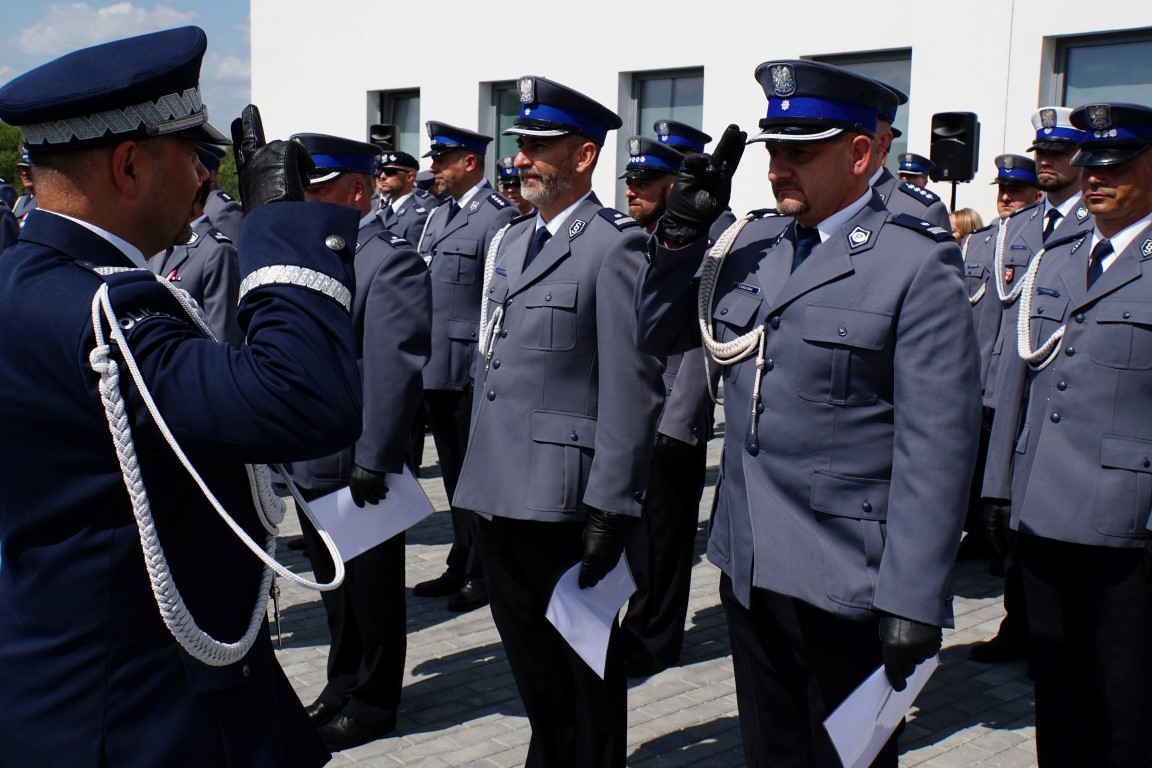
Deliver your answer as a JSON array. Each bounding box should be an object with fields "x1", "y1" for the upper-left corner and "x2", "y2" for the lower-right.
[{"x1": 1, "y1": 1, "x2": 251, "y2": 131}]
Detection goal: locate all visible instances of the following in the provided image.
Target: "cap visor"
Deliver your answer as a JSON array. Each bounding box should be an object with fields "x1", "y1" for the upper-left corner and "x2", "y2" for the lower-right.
[
  {"x1": 1071, "y1": 144, "x2": 1151, "y2": 167},
  {"x1": 748, "y1": 126, "x2": 844, "y2": 144},
  {"x1": 308, "y1": 170, "x2": 343, "y2": 185},
  {"x1": 172, "y1": 120, "x2": 231, "y2": 145},
  {"x1": 502, "y1": 125, "x2": 571, "y2": 138},
  {"x1": 1027, "y1": 140, "x2": 1076, "y2": 153}
]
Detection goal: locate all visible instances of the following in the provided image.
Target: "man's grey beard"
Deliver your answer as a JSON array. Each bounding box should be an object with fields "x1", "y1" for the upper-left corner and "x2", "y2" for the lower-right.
[
  {"x1": 521, "y1": 163, "x2": 574, "y2": 210},
  {"x1": 776, "y1": 198, "x2": 810, "y2": 218}
]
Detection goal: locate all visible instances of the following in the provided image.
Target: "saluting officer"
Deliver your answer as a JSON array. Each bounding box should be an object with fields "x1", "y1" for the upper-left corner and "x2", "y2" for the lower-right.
[
  {"x1": 375, "y1": 150, "x2": 436, "y2": 242},
  {"x1": 413, "y1": 121, "x2": 517, "y2": 612},
  {"x1": 287, "y1": 133, "x2": 431, "y2": 751},
  {"x1": 636, "y1": 60, "x2": 981, "y2": 766},
  {"x1": 453, "y1": 76, "x2": 664, "y2": 767},
  {"x1": 0, "y1": 26, "x2": 362, "y2": 767},
  {"x1": 872, "y1": 105, "x2": 952, "y2": 228},
  {"x1": 985, "y1": 102, "x2": 1152, "y2": 767},
  {"x1": 897, "y1": 152, "x2": 933, "y2": 187},
  {"x1": 654, "y1": 118, "x2": 738, "y2": 236}
]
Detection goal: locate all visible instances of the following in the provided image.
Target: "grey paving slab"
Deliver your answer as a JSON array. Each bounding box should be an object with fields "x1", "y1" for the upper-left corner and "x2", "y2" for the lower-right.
[{"x1": 269, "y1": 421, "x2": 1038, "y2": 767}]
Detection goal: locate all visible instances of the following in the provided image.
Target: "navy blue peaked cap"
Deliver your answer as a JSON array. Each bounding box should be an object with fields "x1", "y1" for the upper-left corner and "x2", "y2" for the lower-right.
[
  {"x1": 751, "y1": 60, "x2": 902, "y2": 143},
  {"x1": 377, "y1": 150, "x2": 419, "y2": 171},
  {"x1": 654, "y1": 120, "x2": 711, "y2": 153},
  {"x1": 423, "y1": 121, "x2": 493, "y2": 158},
  {"x1": 619, "y1": 136, "x2": 685, "y2": 179},
  {"x1": 497, "y1": 155, "x2": 520, "y2": 182},
  {"x1": 990, "y1": 154, "x2": 1038, "y2": 186},
  {"x1": 898, "y1": 152, "x2": 933, "y2": 176},
  {"x1": 1070, "y1": 103, "x2": 1152, "y2": 167},
  {"x1": 0, "y1": 26, "x2": 229, "y2": 155},
  {"x1": 196, "y1": 143, "x2": 226, "y2": 172},
  {"x1": 290, "y1": 133, "x2": 381, "y2": 184},
  {"x1": 504, "y1": 76, "x2": 622, "y2": 146}
]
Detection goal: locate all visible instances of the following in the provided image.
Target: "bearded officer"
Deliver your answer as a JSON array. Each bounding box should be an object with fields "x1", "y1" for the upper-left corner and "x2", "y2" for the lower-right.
[
  {"x1": 453, "y1": 76, "x2": 664, "y2": 767},
  {"x1": 0, "y1": 26, "x2": 362, "y2": 767},
  {"x1": 375, "y1": 150, "x2": 435, "y2": 242},
  {"x1": 636, "y1": 59, "x2": 981, "y2": 766},
  {"x1": 985, "y1": 102, "x2": 1152, "y2": 767}
]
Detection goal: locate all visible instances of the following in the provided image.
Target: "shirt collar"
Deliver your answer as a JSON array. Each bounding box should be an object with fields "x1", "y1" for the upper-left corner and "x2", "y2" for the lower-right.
[
  {"x1": 40, "y1": 209, "x2": 147, "y2": 268},
  {"x1": 534, "y1": 191, "x2": 594, "y2": 236}
]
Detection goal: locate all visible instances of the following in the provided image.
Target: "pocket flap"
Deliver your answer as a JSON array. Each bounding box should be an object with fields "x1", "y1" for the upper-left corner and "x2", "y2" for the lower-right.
[
  {"x1": 446, "y1": 319, "x2": 479, "y2": 342},
  {"x1": 801, "y1": 304, "x2": 892, "y2": 350},
  {"x1": 810, "y1": 470, "x2": 890, "y2": 520},
  {"x1": 532, "y1": 410, "x2": 597, "y2": 448},
  {"x1": 712, "y1": 290, "x2": 761, "y2": 327},
  {"x1": 1096, "y1": 301, "x2": 1152, "y2": 326},
  {"x1": 439, "y1": 237, "x2": 479, "y2": 257},
  {"x1": 486, "y1": 280, "x2": 509, "y2": 304},
  {"x1": 524, "y1": 282, "x2": 578, "y2": 309},
  {"x1": 1100, "y1": 434, "x2": 1152, "y2": 473}
]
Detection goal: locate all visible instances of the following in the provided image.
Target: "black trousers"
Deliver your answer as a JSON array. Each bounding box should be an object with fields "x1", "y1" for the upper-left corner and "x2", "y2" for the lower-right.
[
  {"x1": 299, "y1": 510, "x2": 406, "y2": 727},
  {"x1": 423, "y1": 388, "x2": 481, "y2": 579},
  {"x1": 720, "y1": 575, "x2": 898, "y2": 768},
  {"x1": 1019, "y1": 534, "x2": 1152, "y2": 768},
  {"x1": 620, "y1": 437, "x2": 706, "y2": 666},
  {"x1": 476, "y1": 516, "x2": 627, "y2": 768}
]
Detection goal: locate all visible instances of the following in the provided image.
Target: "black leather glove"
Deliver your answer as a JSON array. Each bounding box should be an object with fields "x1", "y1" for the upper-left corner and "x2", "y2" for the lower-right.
[
  {"x1": 981, "y1": 499, "x2": 1011, "y2": 562},
  {"x1": 657, "y1": 124, "x2": 747, "y2": 246},
  {"x1": 348, "y1": 464, "x2": 388, "y2": 508},
  {"x1": 229, "y1": 104, "x2": 314, "y2": 213},
  {"x1": 879, "y1": 615, "x2": 942, "y2": 692},
  {"x1": 579, "y1": 507, "x2": 636, "y2": 589}
]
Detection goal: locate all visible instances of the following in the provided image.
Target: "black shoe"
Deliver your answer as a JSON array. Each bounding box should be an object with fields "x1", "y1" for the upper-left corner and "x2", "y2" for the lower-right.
[
  {"x1": 413, "y1": 571, "x2": 464, "y2": 597},
  {"x1": 318, "y1": 712, "x2": 396, "y2": 750},
  {"x1": 447, "y1": 579, "x2": 489, "y2": 612},
  {"x1": 305, "y1": 699, "x2": 341, "y2": 727},
  {"x1": 969, "y1": 633, "x2": 1029, "y2": 663}
]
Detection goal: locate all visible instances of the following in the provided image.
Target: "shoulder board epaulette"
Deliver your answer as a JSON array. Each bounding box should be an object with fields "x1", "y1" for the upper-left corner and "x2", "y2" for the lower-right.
[
  {"x1": 375, "y1": 231, "x2": 412, "y2": 248},
  {"x1": 487, "y1": 193, "x2": 510, "y2": 209},
  {"x1": 746, "y1": 207, "x2": 783, "y2": 218},
  {"x1": 1007, "y1": 200, "x2": 1043, "y2": 220},
  {"x1": 412, "y1": 204, "x2": 426, "y2": 214},
  {"x1": 208, "y1": 229, "x2": 232, "y2": 244},
  {"x1": 214, "y1": 191, "x2": 236, "y2": 203},
  {"x1": 897, "y1": 181, "x2": 941, "y2": 205},
  {"x1": 888, "y1": 213, "x2": 954, "y2": 243},
  {"x1": 1044, "y1": 230, "x2": 1087, "y2": 252},
  {"x1": 510, "y1": 211, "x2": 535, "y2": 226},
  {"x1": 598, "y1": 208, "x2": 641, "y2": 230},
  {"x1": 970, "y1": 222, "x2": 997, "y2": 236}
]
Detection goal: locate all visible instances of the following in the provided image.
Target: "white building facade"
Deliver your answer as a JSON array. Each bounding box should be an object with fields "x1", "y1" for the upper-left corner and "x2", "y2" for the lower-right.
[{"x1": 251, "y1": 0, "x2": 1152, "y2": 221}]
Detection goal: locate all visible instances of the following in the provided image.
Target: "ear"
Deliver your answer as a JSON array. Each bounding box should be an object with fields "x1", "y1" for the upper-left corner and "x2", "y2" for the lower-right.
[
  {"x1": 573, "y1": 140, "x2": 598, "y2": 175},
  {"x1": 848, "y1": 134, "x2": 873, "y2": 177},
  {"x1": 351, "y1": 175, "x2": 368, "y2": 205},
  {"x1": 110, "y1": 141, "x2": 144, "y2": 199},
  {"x1": 463, "y1": 153, "x2": 481, "y2": 173}
]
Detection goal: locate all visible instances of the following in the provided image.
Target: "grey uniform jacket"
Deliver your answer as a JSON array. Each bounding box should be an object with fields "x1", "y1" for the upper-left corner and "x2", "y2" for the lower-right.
[
  {"x1": 150, "y1": 220, "x2": 243, "y2": 346},
  {"x1": 873, "y1": 167, "x2": 950, "y2": 229},
  {"x1": 378, "y1": 190, "x2": 438, "y2": 245},
  {"x1": 204, "y1": 189, "x2": 245, "y2": 245},
  {"x1": 289, "y1": 226, "x2": 431, "y2": 492},
  {"x1": 417, "y1": 181, "x2": 517, "y2": 390},
  {"x1": 636, "y1": 192, "x2": 982, "y2": 626},
  {"x1": 987, "y1": 223, "x2": 1152, "y2": 548},
  {"x1": 962, "y1": 223, "x2": 1001, "y2": 395},
  {"x1": 453, "y1": 196, "x2": 664, "y2": 522},
  {"x1": 981, "y1": 197, "x2": 1094, "y2": 499}
]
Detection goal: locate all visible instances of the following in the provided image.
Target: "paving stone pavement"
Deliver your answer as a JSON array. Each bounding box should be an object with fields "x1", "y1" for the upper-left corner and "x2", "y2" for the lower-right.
[{"x1": 271, "y1": 426, "x2": 1037, "y2": 767}]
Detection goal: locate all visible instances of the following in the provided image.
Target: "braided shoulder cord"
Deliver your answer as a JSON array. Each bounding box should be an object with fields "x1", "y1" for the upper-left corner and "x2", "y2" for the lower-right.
[
  {"x1": 88, "y1": 272, "x2": 345, "y2": 666},
  {"x1": 1013, "y1": 246, "x2": 1065, "y2": 371},
  {"x1": 415, "y1": 203, "x2": 441, "y2": 258},
  {"x1": 993, "y1": 219, "x2": 1028, "y2": 304},
  {"x1": 479, "y1": 223, "x2": 512, "y2": 373}
]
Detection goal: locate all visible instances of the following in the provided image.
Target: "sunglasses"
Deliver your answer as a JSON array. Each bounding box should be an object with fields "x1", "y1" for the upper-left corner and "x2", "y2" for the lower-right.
[{"x1": 378, "y1": 167, "x2": 410, "y2": 177}]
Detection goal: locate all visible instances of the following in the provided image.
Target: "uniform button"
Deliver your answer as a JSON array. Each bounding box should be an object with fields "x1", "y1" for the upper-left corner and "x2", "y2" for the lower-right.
[
  {"x1": 862, "y1": 501, "x2": 873, "y2": 514},
  {"x1": 764, "y1": 358, "x2": 774, "y2": 371},
  {"x1": 720, "y1": 308, "x2": 729, "y2": 315},
  {"x1": 500, "y1": 329, "x2": 508, "y2": 338},
  {"x1": 1056, "y1": 380, "x2": 1067, "y2": 391},
  {"x1": 1124, "y1": 311, "x2": 1132, "y2": 319},
  {"x1": 1143, "y1": 457, "x2": 1151, "y2": 469},
  {"x1": 756, "y1": 402, "x2": 765, "y2": 415},
  {"x1": 838, "y1": 326, "x2": 847, "y2": 337},
  {"x1": 1066, "y1": 346, "x2": 1075, "y2": 356},
  {"x1": 241, "y1": 664, "x2": 251, "y2": 678},
  {"x1": 1050, "y1": 412, "x2": 1061, "y2": 423},
  {"x1": 324, "y1": 235, "x2": 346, "y2": 251},
  {"x1": 492, "y1": 360, "x2": 500, "y2": 369},
  {"x1": 1037, "y1": 307, "x2": 1045, "y2": 315},
  {"x1": 769, "y1": 316, "x2": 780, "y2": 329},
  {"x1": 747, "y1": 442, "x2": 760, "y2": 456},
  {"x1": 487, "y1": 390, "x2": 496, "y2": 401},
  {"x1": 570, "y1": 432, "x2": 579, "y2": 441},
  {"x1": 545, "y1": 294, "x2": 552, "y2": 301},
  {"x1": 1074, "y1": 313, "x2": 1085, "y2": 323},
  {"x1": 489, "y1": 287, "x2": 495, "y2": 294},
  {"x1": 633, "y1": 491, "x2": 645, "y2": 503}
]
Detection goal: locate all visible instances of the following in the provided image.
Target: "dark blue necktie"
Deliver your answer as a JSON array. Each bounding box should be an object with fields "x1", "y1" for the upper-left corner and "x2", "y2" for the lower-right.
[
  {"x1": 1042, "y1": 208, "x2": 1060, "y2": 241},
  {"x1": 446, "y1": 200, "x2": 461, "y2": 223},
  {"x1": 525, "y1": 227, "x2": 552, "y2": 268},
  {"x1": 1087, "y1": 239, "x2": 1112, "y2": 288},
  {"x1": 791, "y1": 225, "x2": 821, "y2": 273}
]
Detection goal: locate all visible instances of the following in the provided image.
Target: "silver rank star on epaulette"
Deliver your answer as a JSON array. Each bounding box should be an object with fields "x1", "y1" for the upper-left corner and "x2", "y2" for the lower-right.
[
  {"x1": 598, "y1": 209, "x2": 639, "y2": 229},
  {"x1": 209, "y1": 230, "x2": 232, "y2": 244},
  {"x1": 1070, "y1": 235, "x2": 1088, "y2": 254},
  {"x1": 488, "y1": 194, "x2": 508, "y2": 208}
]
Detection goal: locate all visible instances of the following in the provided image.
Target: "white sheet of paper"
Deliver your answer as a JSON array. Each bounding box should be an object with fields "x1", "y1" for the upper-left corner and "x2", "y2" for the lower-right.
[
  {"x1": 545, "y1": 555, "x2": 636, "y2": 680},
  {"x1": 823, "y1": 655, "x2": 939, "y2": 768},
  {"x1": 305, "y1": 465, "x2": 435, "y2": 563}
]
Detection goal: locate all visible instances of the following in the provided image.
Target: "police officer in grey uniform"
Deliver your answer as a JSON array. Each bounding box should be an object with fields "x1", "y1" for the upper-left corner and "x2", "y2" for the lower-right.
[
  {"x1": 615, "y1": 136, "x2": 716, "y2": 677},
  {"x1": 636, "y1": 60, "x2": 981, "y2": 766},
  {"x1": 11, "y1": 149, "x2": 37, "y2": 225},
  {"x1": 453, "y1": 76, "x2": 664, "y2": 768},
  {"x1": 984, "y1": 102, "x2": 1152, "y2": 767},
  {"x1": 413, "y1": 121, "x2": 517, "y2": 611},
  {"x1": 976, "y1": 113, "x2": 1095, "y2": 664},
  {"x1": 897, "y1": 152, "x2": 933, "y2": 187},
  {"x1": 200, "y1": 143, "x2": 245, "y2": 245},
  {"x1": 150, "y1": 144, "x2": 243, "y2": 345},
  {"x1": 496, "y1": 155, "x2": 533, "y2": 215},
  {"x1": 286, "y1": 133, "x2": 431, "y2": 751},
  {"x1": 871, "y1": 105, "x2": 951, "y2": 229},
  {"x1": 375, "y1": 150, "x2": 436, "y2": 242}
]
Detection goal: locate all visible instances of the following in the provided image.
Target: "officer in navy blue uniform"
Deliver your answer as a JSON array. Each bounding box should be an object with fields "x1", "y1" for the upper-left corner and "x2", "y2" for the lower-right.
[
  {"x1": 150, "y1": 143, "x2": 244, "y2": 345},
  {"x1": 374, "y1": 150, "x2": 436, "y2": 243},
  {"x1": 412, "y1": 121, "x2": 517, "y2": 612},
  {"x1": 872, "y1": 105, "x2": 951, "y2": 229},
  {"x1": 984, "y1": 102, "x2": 1152, "y2": 767},
  {"x1": 897, "y1": 152, "x2": 934, "y2": 187},
  {"x1": 454, "y1": 76, "x2": 664, "y2": 768},
  {"x1": 0, "y1": 26, "x2": 363, "y2": 768},
  {"x1": 614, "y1": 136, "x2": 717, "y2": 676},
  {"x1": 637, "y1": 60, "x2": 980, "y2": 767},
  {"x1": 496, "y1": 154, "x2": 533, "y2": 214},
  {"x1": 287, "y1": 133, "x2": 431, "y2": 751}
]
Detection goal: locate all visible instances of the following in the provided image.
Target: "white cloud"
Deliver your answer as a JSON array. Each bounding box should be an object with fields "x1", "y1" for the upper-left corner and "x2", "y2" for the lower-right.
[
  {"x1": 15, "y1": 3, "x2": 198, "y2": 58},
  {"x1": 206, "y1": 53, "x2": 250, "y2": 82}
]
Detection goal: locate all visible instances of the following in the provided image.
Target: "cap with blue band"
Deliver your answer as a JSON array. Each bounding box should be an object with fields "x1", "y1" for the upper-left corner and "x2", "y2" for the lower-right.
[
  {"x1": 423, "y1": 121, "x2": 492, "y2": 158},
  {"x1": 654, "y1": 120, "x2": 711, "y2": 154},
  {"x1": 990, "y1": 154, "x2": 1038, "y2": 186},
  {"x1": 503, "y1": 76, "x2": 622, "y2": 146},
  {"x1": 290, "y1": 133, "x2": 381, "y2": 185},
  {"x1": 1070, "y1": 103, "x2": 1152, "y2": 167},
  {"x1": 898, "y1": 152, "x2": 933, "y2": 176},
  {"x1": 618, "y1": 136, "x2": 685, "y2": 179}
]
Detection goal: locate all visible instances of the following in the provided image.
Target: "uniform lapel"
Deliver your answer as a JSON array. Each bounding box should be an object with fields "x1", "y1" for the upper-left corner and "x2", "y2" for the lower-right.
[
  {"x1": 1052, "y1": 194, "x2": 1093, "y2": 241},
  {"x1": 510, "y1": 196, "x2": 600, "y2": 294},
  {"x1": 500, "y1": 222, "x2": 534, "y2": 287},
  {"x1": 1077, "y1": 222, "x2": 1152, "y2": 309}
]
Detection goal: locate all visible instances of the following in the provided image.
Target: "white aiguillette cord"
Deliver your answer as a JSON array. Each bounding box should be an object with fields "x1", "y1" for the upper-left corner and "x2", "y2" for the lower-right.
[{"x1": 88, "y1": 269, "x2": 344, "y2": 666}]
